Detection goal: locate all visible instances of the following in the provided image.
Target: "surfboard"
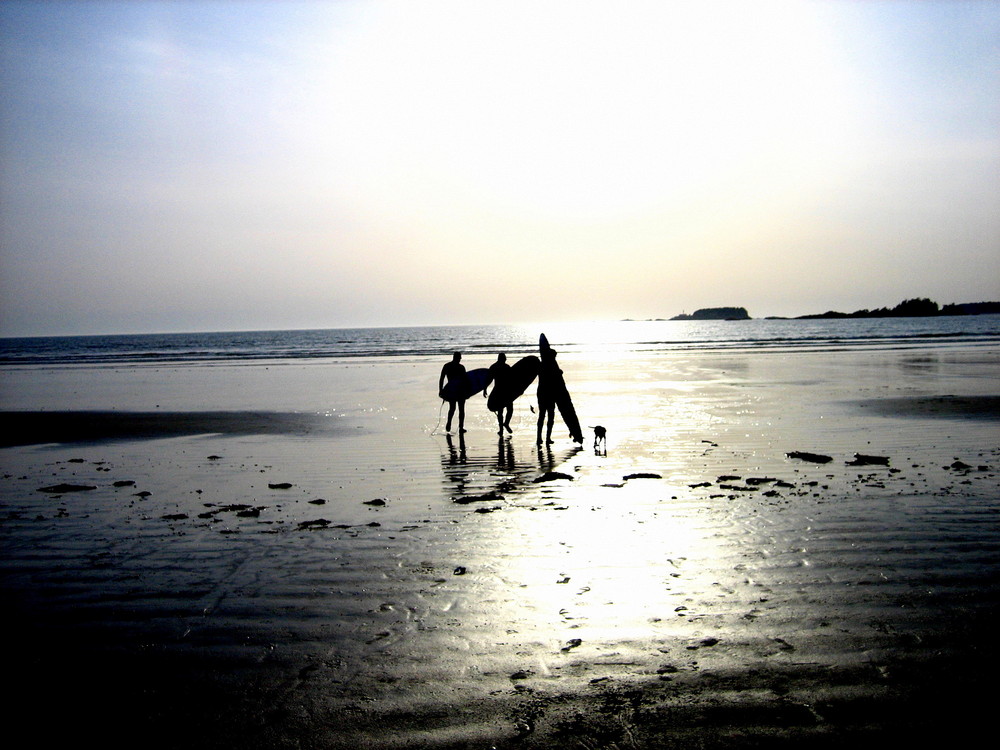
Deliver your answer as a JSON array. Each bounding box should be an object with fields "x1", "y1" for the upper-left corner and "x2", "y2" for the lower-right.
[
  {"x1": 538, "y1": 334, "x2": 583, "y2": 443},
  {"x1": 441, "y1": 368, "x2": 491, "y2": 401},
  {"x1": 487, "y1": 355, "x2": 540, "y2": 412}
]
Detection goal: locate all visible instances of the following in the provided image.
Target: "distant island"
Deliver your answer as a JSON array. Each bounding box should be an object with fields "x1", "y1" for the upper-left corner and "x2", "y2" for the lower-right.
[
  {"x1": 626, "y1": 298, "x2": 1000, "y2": 323},
  {"x1": 670, "y1": 307, "x2": 750, "y2": 321},
  {"x1": 781, "y1": 298, "x2": 1000, "y2": 320}
]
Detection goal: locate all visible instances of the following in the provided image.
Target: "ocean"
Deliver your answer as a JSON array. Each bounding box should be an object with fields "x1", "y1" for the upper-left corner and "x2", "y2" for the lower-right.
[{"x1": 2, "y1": 314, "x2": 999, "y2": 366}]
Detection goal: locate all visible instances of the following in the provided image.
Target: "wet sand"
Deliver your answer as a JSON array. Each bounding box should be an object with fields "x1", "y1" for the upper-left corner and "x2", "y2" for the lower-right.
[
  {"x1": 1, "y1": 345, "x2": 998, "y2": 748},
  {"x1": 0, "y1": 410, "x2": 342, "y2": 447}
]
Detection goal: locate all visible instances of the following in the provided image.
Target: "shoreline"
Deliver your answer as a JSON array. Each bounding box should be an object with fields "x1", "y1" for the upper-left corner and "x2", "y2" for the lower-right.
[{"x1": 2, "y1": 390, "x2": 998, "y2": 448}]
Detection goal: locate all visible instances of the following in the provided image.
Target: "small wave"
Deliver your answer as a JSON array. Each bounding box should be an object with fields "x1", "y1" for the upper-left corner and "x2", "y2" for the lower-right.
[{"x1": 2, "y1": 317, "x2": 998, "y2": 367}]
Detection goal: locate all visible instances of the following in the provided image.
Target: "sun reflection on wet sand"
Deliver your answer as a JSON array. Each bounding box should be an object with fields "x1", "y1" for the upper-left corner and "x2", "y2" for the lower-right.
[{"x1": 493, "y1": 481, "x2": 725, "y2": 647}]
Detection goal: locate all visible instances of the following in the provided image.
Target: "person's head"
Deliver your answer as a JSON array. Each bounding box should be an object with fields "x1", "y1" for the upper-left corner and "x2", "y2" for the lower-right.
[
  {"x1": 452, "y1": 352, "x2": 461, "y2": 362},
  {"x1": 497, "y1": 353, "x2": 506, "y2": 363}
]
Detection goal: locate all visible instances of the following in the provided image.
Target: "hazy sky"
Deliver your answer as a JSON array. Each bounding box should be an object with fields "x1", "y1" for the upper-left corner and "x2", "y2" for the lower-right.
[{"x1": 1, "y1": 0, "x2": 998, "y2": 336}]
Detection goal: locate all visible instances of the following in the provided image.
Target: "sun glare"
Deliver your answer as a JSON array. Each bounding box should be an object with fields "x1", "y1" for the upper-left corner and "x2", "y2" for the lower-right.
[{"x1": 320, "y1": 1, "x2": 856, "y2": 225}]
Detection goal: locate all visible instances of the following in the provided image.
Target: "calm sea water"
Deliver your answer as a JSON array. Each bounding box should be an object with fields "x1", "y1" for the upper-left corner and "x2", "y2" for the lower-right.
[{"x1": 2, "y1": 316, "x2": 999, "y2": 367}]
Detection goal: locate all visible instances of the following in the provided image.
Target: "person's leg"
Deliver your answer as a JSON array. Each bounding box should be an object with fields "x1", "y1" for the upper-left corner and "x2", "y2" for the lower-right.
[
  {"x1": 458, "y1": 399, "x2": 466, "y2": 432},
  {"x1": 536, "y1": 401, "x2": 545, "y2": 444},
  {"x1": 446, "y1": 401, "x2": 456, "y2": 432},
  {"x1": 545, "y1": 406, "x2": 554, "y2": 443},
  {"x1": 503, "y1": 404, "x2": 512, "y2": 433}
]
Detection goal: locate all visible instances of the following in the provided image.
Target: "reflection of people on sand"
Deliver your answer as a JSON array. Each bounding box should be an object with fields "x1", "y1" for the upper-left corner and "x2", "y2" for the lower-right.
[
  {"x1": 444, "y1": 433, "x2": 466, "y2": 466},
  {"x1": 535, "y1": 441, "x2": 582, "y2": 474},
  {"x1": 496, "y1": 436, "x2": 514, "y2": 471},
  {"x1": 487, "y1": 353, "x2": 513, "y2": 436},
  {"x1": 438, "y1": 352, "x2": 469, "y2": 433},
  {"x1": 536, "y1": 347, "x2": 559, "y2": 445}
]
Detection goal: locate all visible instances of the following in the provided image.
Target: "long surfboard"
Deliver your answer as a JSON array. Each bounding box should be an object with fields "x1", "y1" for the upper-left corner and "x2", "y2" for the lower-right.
[
  {"x1": 487, "y1": 355, "x2": 539, "y2": 412},
  {"x1": 441, "y1": 368, "x2": 491, "y2": 401},
  {"x1": 538, "y1": 334, "x2": 583, "y2": 443}
]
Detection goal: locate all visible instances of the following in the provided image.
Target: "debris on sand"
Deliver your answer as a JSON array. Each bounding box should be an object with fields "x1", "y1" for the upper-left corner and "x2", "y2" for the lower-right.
[
  {"x1": 297, "y1": 518, "x2": 332, "y2": 530},
  {"x1": 453, "y1": 491, "x2": 504, "y2": 504},
  {"x1": 786, "y1": 451, "x2": 833, "y2": 464},
  {"x1": 364, "y1": 498, "x2": 386, "y2": 506},
  {"x1": 268, "y1": 482, "x2": 294, "y2": 490},
  {"x1": 847, "y1": 454, "x2": 890, "y2": 466},
  {"x1": 687, "y1": 637, "x2": 720, "y2": 650},
  {"x1": 624, "y1": 472, "x2": 662, "y2": 480},
  {"x1": 533, "y1": 471, "x2": 574, "y2": 483},
  {"x1": 37, "y1": 483, "x2": 96, "y2": 493}
]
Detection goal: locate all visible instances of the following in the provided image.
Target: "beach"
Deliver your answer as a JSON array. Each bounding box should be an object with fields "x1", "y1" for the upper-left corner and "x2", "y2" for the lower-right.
[{"x1": 2, "y1": 342, "x2": 999, "y2": 748}]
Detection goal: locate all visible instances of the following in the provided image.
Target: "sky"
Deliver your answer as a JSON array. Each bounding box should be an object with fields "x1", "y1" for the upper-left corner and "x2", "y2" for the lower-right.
[{"x1": 1, "y1": 0, "x2": 998, "y2": 336}]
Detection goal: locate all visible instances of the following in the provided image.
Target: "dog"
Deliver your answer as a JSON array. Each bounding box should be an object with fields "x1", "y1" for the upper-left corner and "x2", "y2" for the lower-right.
[{"x1": 592, "y1": 425, "x2": 607, "y2": 451}]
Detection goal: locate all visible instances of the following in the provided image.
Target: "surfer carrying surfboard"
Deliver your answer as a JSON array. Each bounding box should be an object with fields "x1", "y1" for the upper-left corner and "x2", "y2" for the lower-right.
[
  {"x1": 537, "y1": 334, "x2": 584, "y2": 444},
  {"x1": 439, "y1": 352, "x2": 470, "y2": 433},
  {"x1": 487, "y1": 353, "x2": 513, "y2": 435},
  {"x1": 536, "y1": 346, "x2": 560, "y2": 445}
]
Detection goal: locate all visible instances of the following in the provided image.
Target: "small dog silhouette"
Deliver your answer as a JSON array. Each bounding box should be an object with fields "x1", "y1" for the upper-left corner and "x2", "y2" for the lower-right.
[{"x1": 593, "y1": 425, "x2": 607, "y2": 450}]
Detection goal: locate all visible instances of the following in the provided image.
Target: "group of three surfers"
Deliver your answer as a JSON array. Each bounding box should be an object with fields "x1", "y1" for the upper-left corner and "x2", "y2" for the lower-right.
[{"x1": 438, "y1": 348, "x2": 569, "y2": 445}]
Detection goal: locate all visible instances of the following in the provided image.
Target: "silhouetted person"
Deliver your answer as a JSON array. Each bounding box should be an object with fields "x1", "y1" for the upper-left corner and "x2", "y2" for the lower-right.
[
  {"x1": 536, "y1": 347, "x2": 560, "y2": 445},
  {"x1": 487, "y1": 352, "x2": 513, "y2": 435},
  {"x1": 439, "y1": 352, "x2": 469, "y2": 433}
]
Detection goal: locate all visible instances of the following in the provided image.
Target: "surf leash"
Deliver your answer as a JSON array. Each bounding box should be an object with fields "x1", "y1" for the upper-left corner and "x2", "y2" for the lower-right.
[{"x1": 429, "y1": 399, "x2": 446, "y2": 435}]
